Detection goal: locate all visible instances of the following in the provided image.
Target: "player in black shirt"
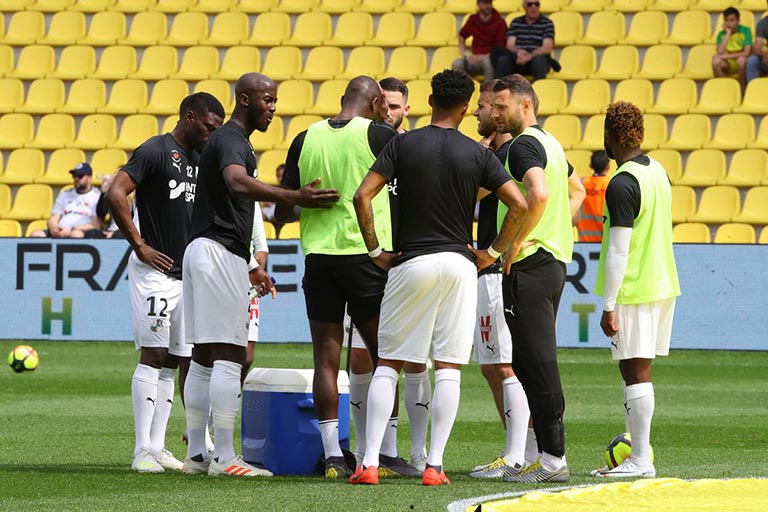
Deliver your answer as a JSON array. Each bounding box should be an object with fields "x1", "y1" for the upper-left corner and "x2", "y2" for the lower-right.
[
  {"x1": 349, "y1": 70, "x2": 528, "y2": 486},
  {"x1": 182, "y1": 73, "x2": 340, "y2": 478},
  {"x1": 106, "y1": 92, "x2": 226, "y2": 474}
]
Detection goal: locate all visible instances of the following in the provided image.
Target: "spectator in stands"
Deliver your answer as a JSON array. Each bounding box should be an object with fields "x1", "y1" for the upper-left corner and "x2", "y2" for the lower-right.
[
  {"x1": 712, "y1": 7, "x2": 752, "y2": 91},
  {"x1": 262, "y1": 163, "x2": 285, "y2": 235},
  {"x1": 746, "y1": 10, "x2": 768, "y2": 83},
  {"x1": 31, "y1": 162, "x2": 101, "y2": 238},
  {"x1": 452, "y1": 0, "x2": 507, "y2": 82},
  {"x1": 577, "y1": 151, "x2": 610, "y2": 243},
  {"x1": 493, "y1": 0, "x2": 556, "y2": 82}
]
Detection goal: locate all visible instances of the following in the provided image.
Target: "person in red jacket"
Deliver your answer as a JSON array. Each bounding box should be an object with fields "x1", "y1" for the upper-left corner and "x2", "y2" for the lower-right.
[
  {"x1": 578, "y1": 150, "x2": 610, "y2": 242},
  {"x1": 452, "y1": 0, "x2": 508, "y2": 82}
]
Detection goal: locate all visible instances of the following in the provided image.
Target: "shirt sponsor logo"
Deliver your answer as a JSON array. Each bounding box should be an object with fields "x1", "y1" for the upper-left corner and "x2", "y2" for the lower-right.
[{"x1": 168, "y1": 179, "x2": 196, "y2": 203}]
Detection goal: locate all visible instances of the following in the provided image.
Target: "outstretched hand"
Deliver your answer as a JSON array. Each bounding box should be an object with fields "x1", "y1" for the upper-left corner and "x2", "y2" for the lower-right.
[{"x1": 295, "y1": 178, "x2": 340, "y2": 209}]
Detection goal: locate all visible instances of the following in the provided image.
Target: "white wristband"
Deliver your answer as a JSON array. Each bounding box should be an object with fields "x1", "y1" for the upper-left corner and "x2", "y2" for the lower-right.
[
  {"x1": 368, "y1": 246, "x2": 383, "y2": 258},
  {"x1": 487, "y1": 245, "x2": 501, "y2": 259},
  {"x1": 247, "y1": 255, "x2": 259, "y2": 272}
]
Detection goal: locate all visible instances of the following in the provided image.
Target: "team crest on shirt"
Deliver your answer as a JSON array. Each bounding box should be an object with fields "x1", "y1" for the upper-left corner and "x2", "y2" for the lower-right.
[{"x1": 171, "y1": 150, "x2": 182, "y2": 173}]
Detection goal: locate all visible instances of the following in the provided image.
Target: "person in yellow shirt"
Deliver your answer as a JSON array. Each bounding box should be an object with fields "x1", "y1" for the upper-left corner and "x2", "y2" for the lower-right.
[{"x1": 712, "y1": 6, "x2": 753, "y2": 90}]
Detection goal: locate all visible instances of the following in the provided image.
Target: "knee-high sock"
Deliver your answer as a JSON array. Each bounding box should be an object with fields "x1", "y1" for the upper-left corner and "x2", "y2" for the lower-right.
[
  {"x1": 184, "y1": 361, "x2": 212, "y2": 460},
  {"x1": 524, "y1": 427, "x2": 539, "y2": 465},
  {"x1": 149, "y1": 367, "x2": 176, "y2": 453},
  {"x1": 623, "y1": 381, "x2": 630, "y2": 433},
  {"x1": 625, "y1": 382, "x2": 654, "y2": 465},
  {"x1": 361, "y1": 366, "x2": 399, "y2": 468},
  {"x1": 132, "y1": 364, "x2": 159, "y2": 458},
  {"x1": 405, "y1": 370, "x2": 431, "y2": 461},
  {"x1": 349, "y1": 372, "x2": 372, "y2": 462},
  {"x1": 380, "y1": 417, "x2": 399, "y2": 458},
  {"x1": 210, "y1": 360, "x2": 242, "y2": 463},
  {"x1": 426, "y1": 369, "x2": 461, "y2": 468},
  {"x1": 501, "y1": 376, "x2": 529, "y2": 466}
]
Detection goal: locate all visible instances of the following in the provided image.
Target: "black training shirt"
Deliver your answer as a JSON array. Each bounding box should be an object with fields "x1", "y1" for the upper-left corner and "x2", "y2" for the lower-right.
[
  {"x1": 372, "y1": 125, "x2": 512, "y2": 266},
  {"x1": 605, "y1": 154, "x2": 646, "y2": 228},
  {"x1": 122, "y1": 133, "x2": 199, "y2": 279},
  {"x1": 505, "y1": 126, "x2": 574, "y2": 181},
  {"x1": 477, "y1": 139, "x2": 513, "y2": 277},
  {"x1": 189, "y1": 121, "x2": 258, "y2": 261}
]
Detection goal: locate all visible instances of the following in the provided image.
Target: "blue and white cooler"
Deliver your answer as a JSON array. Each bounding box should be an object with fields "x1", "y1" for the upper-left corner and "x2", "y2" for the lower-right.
[{"x1": 241, "y1": 368, "x2": 350, "y2": 476}]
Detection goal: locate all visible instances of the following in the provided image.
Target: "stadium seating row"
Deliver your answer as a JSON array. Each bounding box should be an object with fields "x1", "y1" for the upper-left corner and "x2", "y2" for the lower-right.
[
  {"x1": 673, "y1": 222, "x2": 768, "y2": 243},
  {"x1": 672, "y1": 186, "x2": 768, "y2": 225},
  {"x1": 0, "y1": 148, "x2": 127, "y2": 185}
]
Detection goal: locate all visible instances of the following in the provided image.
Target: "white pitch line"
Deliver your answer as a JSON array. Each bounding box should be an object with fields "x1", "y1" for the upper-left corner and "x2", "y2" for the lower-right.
[{"x1": 446, "y1": 483, "x2": 597, "y2": 512}]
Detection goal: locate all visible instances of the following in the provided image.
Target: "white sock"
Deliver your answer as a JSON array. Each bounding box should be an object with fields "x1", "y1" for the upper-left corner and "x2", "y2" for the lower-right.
[
  {"x1": 380, "y1": 417, "x2": 399, "y2": 458},
  {"x1": 623, "y1": 381, "x2": 630, "y2": 432},
  {"x1": 184, "y1": 361, "x2": 212, "y2": 460},
  {"x1": 149, "y1": 367, "x2": 176, "y2": 453},
  {"x1": 524, "y1": 427, "x2": 539, "y2": 465},
  {"x1": 625, "y1": 382, "x2": 654, "y2": 466},
  {"x1": 132, "y1": 364, "x2": 159, "y2": 458},
  {"x1": 361, "y1": 366, "x2": 399, "y2": 468},
  {"x1": 405, "y1": 370, "x2": 430, "y2": 461},
  {"x1": 349, "y1": 372, "x2": 372, "y2": 462},
  {"x1": 319, "y1": 420, "x2": 343, "y2": 459},
  {"x1": 426, "y1": 369, "x2": 461, "y2": 468},
  {"x1": 205, "y1": 413, "x2": 215, "y2": 453},
  {"x1": 540, "y1": 451, "x2": 566, "y2": 471},
  {"x1": 501, "y1": 376, "x2": 529, "y2": 466},
  {"x1": 210, "y1": 360, "x2": 242, "y2": 463}
]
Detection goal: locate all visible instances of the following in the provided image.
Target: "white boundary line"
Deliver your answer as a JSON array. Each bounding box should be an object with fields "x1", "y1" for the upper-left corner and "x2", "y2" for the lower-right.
[{"x1": 446, "y1": 484, "x2": 597, "y2": 512}]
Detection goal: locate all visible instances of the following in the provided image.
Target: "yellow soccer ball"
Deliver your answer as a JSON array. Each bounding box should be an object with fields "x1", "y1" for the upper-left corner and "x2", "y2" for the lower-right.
[
  {"x1": 606, "y1": 432, "x2": 654, "y2": 469},
  {"x1": 8, "y1": 345, "x2": 39, "y2": 373}
]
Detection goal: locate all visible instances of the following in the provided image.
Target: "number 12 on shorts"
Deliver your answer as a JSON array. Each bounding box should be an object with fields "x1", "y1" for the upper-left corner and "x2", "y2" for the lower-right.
[{"x1": 146, "y1": 296, "x2": 168, "y2": 317}]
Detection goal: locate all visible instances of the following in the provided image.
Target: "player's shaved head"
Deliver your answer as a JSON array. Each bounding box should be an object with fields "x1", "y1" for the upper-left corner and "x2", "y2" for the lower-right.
[
  {"x1": 233, "y1": 72, "x2": 277, "y2": 134},
  {"x1": 235, "y1": 72, "x2": 274, "y2": 97},
  {"x1": 338, "y1": 76, "x2": 387, "y2": 121}
]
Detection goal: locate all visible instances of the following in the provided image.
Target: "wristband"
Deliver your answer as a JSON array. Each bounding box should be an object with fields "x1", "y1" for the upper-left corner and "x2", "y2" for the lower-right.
[
  {"x1": 487, "y1": 245, "x2": 501, "y2": 260},
  {"x1": 247, "y1": 255, "x2": 259, "y2": 272},
  {"x1": 368, "y1": 246, "x2": 383, "y2": 259}
]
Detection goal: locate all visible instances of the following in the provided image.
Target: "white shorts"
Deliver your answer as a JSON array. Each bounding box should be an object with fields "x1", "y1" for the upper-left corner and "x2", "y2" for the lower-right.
[
  {"x1": 473, "y1": 272, "x2": 513, "y2": 364},
  {"x1": 183, "y1": 237, "x2": 250, "y2": 347},
  {"x1": 610, "y1": 297, "x2": 676, "y2": 360},
  {"x1": 248, "y1": 289, "x2": 259, "y2": 343},
  {"x1": 344, "y1": 312, "x2": 366, "y2": 350},
  {"x1": 378, "y1": 252, "x2": 477, "y2": 365},
  {"x1": 128, "y1": 253, "x2": 191, "y2": 357}
]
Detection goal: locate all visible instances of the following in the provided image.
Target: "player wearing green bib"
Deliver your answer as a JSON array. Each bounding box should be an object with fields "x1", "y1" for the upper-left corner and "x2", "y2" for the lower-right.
[{"x1": 591, "y1": 101, "x2": 680, "y2": 479}]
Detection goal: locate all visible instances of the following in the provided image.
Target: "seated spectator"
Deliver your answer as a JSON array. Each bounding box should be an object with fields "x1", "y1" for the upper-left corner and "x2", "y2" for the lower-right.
[
  {"x1": 452, "y1": 0, "x2": 507, "y2": 82},
  {"x1": 493, "y1": 0, "x2": 556, "y2": 82},
  {"x1": 30, "y1": 163, "x2": 102, "y2": 238},
  {"x1": 262, "y1": 163, "x2": 285, "y2": 234},
  {"x1": 712, "y1": 7, "x2": 752, "y2": 91},
  {"x1": 747, "y1": 10, "x2": 768, "y2": 83},
  {"x1": 577, "y1": 150, "x2": 610, "y2": 243}
]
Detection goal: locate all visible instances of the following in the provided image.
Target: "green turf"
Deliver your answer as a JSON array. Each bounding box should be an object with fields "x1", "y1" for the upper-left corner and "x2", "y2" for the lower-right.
[{"x1": 1, "y1": 341, "x2": 766, "y2": 512}]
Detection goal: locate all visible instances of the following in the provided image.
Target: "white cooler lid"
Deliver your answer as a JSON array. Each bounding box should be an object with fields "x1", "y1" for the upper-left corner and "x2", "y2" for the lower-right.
[{"x1": 243, "y1": 367, "x2": 350, "y2": 393}]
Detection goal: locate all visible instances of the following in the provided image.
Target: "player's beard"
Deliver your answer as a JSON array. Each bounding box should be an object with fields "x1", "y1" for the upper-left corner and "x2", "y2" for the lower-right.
[{"x1": 477, "y1": 115, "x2": 496, "y2": 138}]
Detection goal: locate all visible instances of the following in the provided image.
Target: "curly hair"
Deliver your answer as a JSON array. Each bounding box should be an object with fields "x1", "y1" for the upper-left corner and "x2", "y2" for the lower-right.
[
  {"x1": 605, "y1": 101, "x2": 644, "y2": 148},
  {"x1": 431, "y1": 69, "x2": 475, "y2": 109}
]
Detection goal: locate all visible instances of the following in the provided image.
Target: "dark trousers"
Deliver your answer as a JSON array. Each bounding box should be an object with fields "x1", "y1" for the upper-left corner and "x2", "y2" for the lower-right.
[
  {"x1": 495, "y1": 53, "x2": 551, "y2": 81},
  {"x1": 502, "y1": 251, "x2": 567, "y2": 457}
]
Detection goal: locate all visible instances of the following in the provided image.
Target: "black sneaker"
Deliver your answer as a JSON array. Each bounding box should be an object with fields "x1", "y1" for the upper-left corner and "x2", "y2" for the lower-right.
[
  {"x1": 324, "y1": 456, "x2": 353, "y2": 479},
  {"x1": 378, "y1": 454, "x2": 423, "y2": 478}
]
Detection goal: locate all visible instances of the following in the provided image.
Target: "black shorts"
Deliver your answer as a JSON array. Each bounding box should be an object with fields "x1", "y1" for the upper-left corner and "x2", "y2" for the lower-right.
[{"x1": 302, "y1": 254, "x2": 388, "y2": 324}]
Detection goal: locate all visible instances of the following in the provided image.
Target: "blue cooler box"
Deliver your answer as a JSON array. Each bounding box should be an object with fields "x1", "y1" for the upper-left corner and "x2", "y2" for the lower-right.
[{"x1": 241, "y1": 368, "x2": 350, "y2": 476}]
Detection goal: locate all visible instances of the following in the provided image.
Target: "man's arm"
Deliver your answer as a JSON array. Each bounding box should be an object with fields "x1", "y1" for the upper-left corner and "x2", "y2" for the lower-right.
[
  {"x1": 600, "y1": 226, "x2": 632, "y2": 337},
  {"x1": 473, "y1": 181, "x2": 528, "y2": 271},
  {"x1": 567, "y1": 170, "x2": 586, "y2": 219},
  {"x1": 505, "y1": 34, "x2": 518, "y2": 52},
  {"x1": 716, "y1": 30, "x2": 730, "y2": 55},
  {"x1": 502, "y1": 167, "x2": 548, "y2": 272},
  {"x1": 353, "y1": 170, "x2": 398, "y2": 271},
  {"x1": 754, "y1": 35, "x2": 766, "y2": 56},
  {"x1": 223, "y1": 165, "x2": 339, "y2": 208},
  {"x1": 47, "y1": 214, "x2": 62, "y2": 237},
  {"x1": 458, "y1": 34, "x2": 468, "y2": 55},
  {"x1": 531, "y1": 37, "x2": 554, "y2": 56}
]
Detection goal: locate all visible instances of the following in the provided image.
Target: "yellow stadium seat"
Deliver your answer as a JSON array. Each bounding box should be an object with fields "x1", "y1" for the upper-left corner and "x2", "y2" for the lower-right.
[
  {"x1": 688, "y1": 185, "x2": 740, "y2": 223},
  {"x1": 262, "y1": 221, "x2": 277, "y2": 239},
  {"x1": 243, "y1": 13, "x2": 291, "y2": 47},
  {"x1": 413, "y1": 115, "x2": 431, "y2": 129},
  {"x1": 648, "y1": 149, "x2": 683, "y2": 183},
  {"x1": 3, "y1": 184, "x2": 53, "y2": 221},
  {"x1": 641, "y1": 113, "x2": 667, "y2": 150},
  {"x1": 295, "y1": 47, "x2": 344, "y2": 81},
  {"x1": 368, "y1": 12, "x2": 416, "y2": 47},
  {"x1": 747, "y1": 117, "x2": 768, "y2": 149},
  {"x1": 690, "y1": 78, "x2": 741, "y2": 114},
  {"x1": 39, "y1": 11, "x2": 86, "y2": 46},
  {"x1": 0, "y1": 79, "x2": 23, "y2": 113},
  {"x1": 663, "y1": 11, "x2": 710, "y2": 45},
  {"x1": 437, "y1": 0, "x2": 475, "y2": 12},
  {"x1": 404, "y1": 80, "x2": 431, "y2": 116},
  {"x1": 70, "y1": 114, "x2": 117, "y2": 149},
  {"x1": 740, "y1": 0, "x2": 766, "y2": 9},
  {"x1": 261, "y1": 47, "x2": 303, "y2": 81},
  {"x1": 0, "y1": 46, "x2": 15, "y2": 77},
  {"x1": 28, "y1": 114, "x2": 75, "y2": 150},
  {"x1": 133, "y1": 46, "x2": 178, "y2": 80},
  {"x1": 92, "y1": 46, "x2": 137, "y2": 80},
  {"x1": 284, "y1": 12, "x2": 332, "y2": 47},
  {"x1": 99, "y1": 79, "x2": 148, "y2": 115},
  {"x1": 212, "y1": 47, "x2": 261, "y2": 81},
  {"x1": 612, "y1": 0, "x2": 653, "y2": 11},
  {"x1": 7, "y1": 45, "x2": 55, "y2": 80},
  {"x1": 36, "y1": 148, "x2": 86, "y2": 186},
  {"x1": 565, "y1": 149, "x2": 594, "y2": 178},
  {"x1": 0, "y1": 114, "x2": 34, "y2": 149},
  {"x1": 112, "y1": 114, "x2": 158, "y2": 151},
  {"x1": 581, "y1": 11, "x2": 625, "y2": 46},
  {"x1": 634, "y1": 44, "x2": 682, "y2": 80},
  {"x1": 676, "y1": 149, "x2": 726, "y2": 186},
  {"x1": 1, "y1": 0, "x2": 34, "y2": 10},
  {"x1": 69, "y1": 0, "x2": 118, "y2": 11},
  {"x1": 315, "y1": 0, "x2": 362, "y2": 13},
  {"x1": 4, "y1": 11, "x2": 45, "y2": 45},
  {"x1": 419, "y1": 46, "x2": 460, "y2": 80},
  {"x1": 561, "y1": 79, "x2": 610, "y2": 115},
  {"x1": 624, "y1": 10, "x2": 667, "y2": 46},
  {"x1": 306, "y1": 80, "x2": 348, "y2": 116},
  {"x1": 591, "y1": 45, "x2": 640, "y2": 80},
  {"x1": 0, "y1": 219, "x2": 22, "y2": 237},
  {"x1": 165, "y1": 12, "x2": 208, "y2": 47},
  {"x1": 110, "y1": 0, "x2": 156, "y2": 12},
  {"x1": 354, "y1": 0, "x2": 399, "y2": 12},
  {"x1": 231, "y1": 0, "x2": 278, "y2": 12},
  {"x1": 649, "y1": 0, "x2": 694, "y2": 11},
  {"x1": 532, "y1": 79, "x2": 567, "y2": 116},
  {"x1": 552, "y1": 46, "x2": 596, "y2": 80},
  {"x1": 190, "y1": 0, "x2": 238, "y2": 12},
  {"x1": 612, "y1": 79, "x2": 654, "y2": 112},
  {"x1": 57, "y1": 78, "x2": 106, "y2": 114},
  {"x1": 719, "y1": 149, "x2": 768, "y2": 186},
  {"x1": 760, "y1": 226, "x2": 768, "y2": 244},
  {"x1": 458, "y1": 114, "x2": 479, "y2": 138},
  {"x1": 49, "y1": 45, "x2": 96, "y2": 80},
  {"x1": 279, "y1": 222, "x2": 300, "y2": 239},
  {"x1": 549, "y1": 12, "x2": 582, "y2": 47},
  {"x1": 398, "y1": 0, "x2": 443, "y2": 12},
  {"x1": 672, "y1": 222, "x2": 710, "y2": 243},
  {"x1": 671, "y1": 185, "x2": 696, "y2": 223},
  {"x1": 273, "y1": 0, "x2": 320, "y2": 12},
  {"x1": 276, "y1": 80, "x2": 314, "y2": 116},
  {"x1": 714, "y1": 223, "x2": 755, "y2": 243},
  {"x1": 574, "y1": 114, "x2": 606, "y2": 150},
  {"x1": 542, "y1": 115, "x2": 581, "y2": 150},
  {"x1": 660, "y1": 114, "x2": 710, "y2": 150},
  {"x1": 336, "y1": 47, "x2": 386, "y2": 79},
  {"x1": 172, "y1": 46, "x2": 219, "y2": 81},
  {"x1": 144, "y1": 80, "x2": 189, "y2": 116},
  {"x1": 408, "y1": 12, "x2": 455, "y2": 47},
  {"x1": 676, "y1": 44, "x2": 715, "y2": 79},
  {"x1": 24, "y1": 219, "x2": 49, "y2": 236},
  {"x1": 119, "y1": 11, "x2": 167, "y2": 46},
  {"x1": 326, "y1": 12, "x2": 374, "y2": 46},
  {"x1": 734, "y1": 77, "x2": 768, "y2": 114},
  {"x1": 257, "y1": 150, "x2": 288, "y2": 185},
  {"x1": 91, "y1": 148, "x2": 128, "y2": 176},
  {"x1": 30, "y1": 0, "x2": 76, "y2": 9},
  {"x1": 277, "y1": 115, "x2": 323, "y2": 150},
  {"x1": 250, "y1": 116, "x2": 284, "y2": 151},
  {"x1": 0, "y1": 149, "x2": 44, "y2": 185},
  {"x1": 563, "y1": 0, "x2": 611, "y2": 11},
  {"x1": 647, "y1": 78, "x2": 697, "y2": 114},
  {"x1": 205, "y1": 12, "x2": 250, "y2": 47},
  {"x1": 80, "y1": 11, "x2": 125, "y2": 46},
  {"x1": 0, "y1": 183, "x2": 8, "y2": 215},
  {"x1": 384, "y1": 47, "x2": 428, "y2": 81},
  {"x1": 709, "y1": 114, "x2": 754, "y2": 151},
  {"x1": 193, "y1": 79, "x2": 233, "y2": 112}
]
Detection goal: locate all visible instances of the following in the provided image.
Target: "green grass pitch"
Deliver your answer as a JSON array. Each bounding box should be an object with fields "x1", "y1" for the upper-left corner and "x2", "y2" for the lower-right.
[{"x1": 1, "y1": 341, "x2": 766, "y2": 512}]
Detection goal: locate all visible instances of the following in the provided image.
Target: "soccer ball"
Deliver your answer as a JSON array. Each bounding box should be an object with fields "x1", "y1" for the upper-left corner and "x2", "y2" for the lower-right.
[
  {"x1": 605, "y1": 432, "x2": 654, "y2": 469},
  {"x1": 8, "y1": 345, "x2": 39, "y2": 373}
]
